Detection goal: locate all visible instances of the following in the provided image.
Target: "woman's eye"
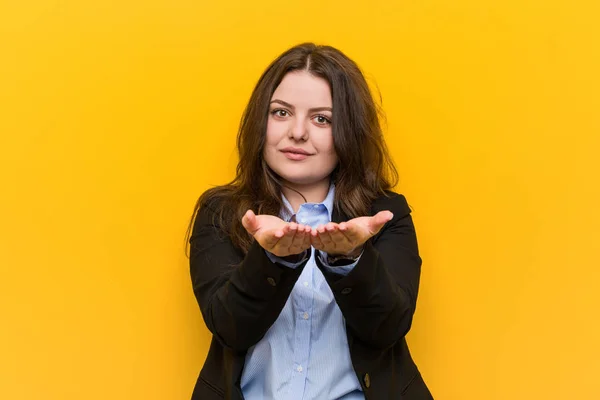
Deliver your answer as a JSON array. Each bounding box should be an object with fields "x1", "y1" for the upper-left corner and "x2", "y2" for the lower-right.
[
  {"x1": 272, "y1": 109, "x2": 288, "y2": 117},
  {"x1": 314, "y1": 115, "x2": 331, "y2": 125}
]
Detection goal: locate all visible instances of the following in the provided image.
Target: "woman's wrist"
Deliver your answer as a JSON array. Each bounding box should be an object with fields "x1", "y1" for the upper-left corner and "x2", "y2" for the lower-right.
[
  {"x1": 329, "y1": 245, "x2": 364, "y2": 259},
  {"x1": 280, "y1": 249, "x2": 309, "y2": 263}
]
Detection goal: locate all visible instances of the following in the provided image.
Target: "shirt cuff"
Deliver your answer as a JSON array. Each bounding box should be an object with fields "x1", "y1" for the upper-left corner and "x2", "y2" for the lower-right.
[
  {"x1": 317, "y1": 250, "x2": 362, "y2": 276},
  {"x1": 265, "y1": 249, "x2": 310, "y2": 269}
]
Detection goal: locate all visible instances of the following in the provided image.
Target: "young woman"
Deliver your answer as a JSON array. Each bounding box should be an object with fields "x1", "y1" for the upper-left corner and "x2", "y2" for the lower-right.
[{"x1": 187, "y1": 43, "x2": 433, "y2": 400}]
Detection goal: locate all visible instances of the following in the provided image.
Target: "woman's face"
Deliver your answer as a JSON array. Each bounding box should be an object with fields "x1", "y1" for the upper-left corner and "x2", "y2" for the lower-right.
[{"x1": 263, "y1": 70, "x2": 338, "y2": 187}]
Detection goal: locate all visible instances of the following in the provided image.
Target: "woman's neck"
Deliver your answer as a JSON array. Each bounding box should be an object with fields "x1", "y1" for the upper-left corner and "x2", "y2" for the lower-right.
[{"x1": 281, "y1": 178, "x2": 331, "y2": 214}]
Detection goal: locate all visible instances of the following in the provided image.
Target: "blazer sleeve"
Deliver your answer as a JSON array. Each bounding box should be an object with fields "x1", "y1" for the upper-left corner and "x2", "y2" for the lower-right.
[
  {"x1": 315, "y1": 192, "x2": 422, "y2": 350},
  {"x1": 189, "y1": 201, "x2": 310, "y2": 352}
]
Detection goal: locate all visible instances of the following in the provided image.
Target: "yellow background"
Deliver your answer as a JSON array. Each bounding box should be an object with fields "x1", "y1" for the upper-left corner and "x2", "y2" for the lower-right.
[{"x1": 1, "y1": 0, "x2": 599, "y2": 399}]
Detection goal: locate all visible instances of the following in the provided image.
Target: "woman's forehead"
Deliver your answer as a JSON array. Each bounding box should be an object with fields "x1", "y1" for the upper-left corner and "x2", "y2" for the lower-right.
[{"x1": 271, "y1": 71, "x2": 332, "y2": 108}]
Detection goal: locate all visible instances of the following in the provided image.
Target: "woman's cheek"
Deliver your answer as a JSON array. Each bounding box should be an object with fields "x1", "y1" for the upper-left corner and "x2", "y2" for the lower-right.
[{"x1": 271, "y1": 127, "x2": 286, "y2": 146}]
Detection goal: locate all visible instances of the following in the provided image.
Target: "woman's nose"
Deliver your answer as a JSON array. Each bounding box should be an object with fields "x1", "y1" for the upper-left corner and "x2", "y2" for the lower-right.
[{"x1": 290, "y1": 118, "x2": 308, "y2": 141}]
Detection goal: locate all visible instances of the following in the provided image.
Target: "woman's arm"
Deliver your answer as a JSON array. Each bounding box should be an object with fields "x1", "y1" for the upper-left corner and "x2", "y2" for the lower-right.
[
  {"x1": 189, "y1": 202, "x2": 310, "y2": 352},
  {"x1": 315, "y1": 193, "x2": 422, "y2": 350}
]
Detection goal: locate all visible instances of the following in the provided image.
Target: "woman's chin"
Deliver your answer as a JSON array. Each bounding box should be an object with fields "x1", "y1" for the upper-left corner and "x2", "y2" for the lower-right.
[{"x1": 278, "y1": 174, "x2": 328, "y2": 187}]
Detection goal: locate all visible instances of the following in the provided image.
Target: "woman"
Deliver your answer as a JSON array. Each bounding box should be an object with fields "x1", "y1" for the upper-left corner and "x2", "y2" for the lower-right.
[{"x1": 187, "y1": 43, "x2": 433, "y2": 400}]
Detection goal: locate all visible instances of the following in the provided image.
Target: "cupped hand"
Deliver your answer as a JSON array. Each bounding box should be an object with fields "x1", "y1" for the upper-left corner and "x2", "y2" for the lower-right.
[
  {"x1": 241, "y1": 210, "x2": 312, "y2": 257},
  {"x1": 310, "y1": 211, "x2": 394, "y2": 257}
]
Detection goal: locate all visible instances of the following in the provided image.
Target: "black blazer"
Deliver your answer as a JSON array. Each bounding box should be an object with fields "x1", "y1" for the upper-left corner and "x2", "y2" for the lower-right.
[{"x1": 189, "y1": 191, "x2": 433, "y2": 399}]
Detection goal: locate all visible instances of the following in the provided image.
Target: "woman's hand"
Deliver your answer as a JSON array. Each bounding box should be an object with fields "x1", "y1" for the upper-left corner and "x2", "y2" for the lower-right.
[
  {"x1": 310, "y1": 211, "x2": 394, "y2": 257},
  {"x1": 242, "y1": 210, "x2": 312, "y2": 257}
]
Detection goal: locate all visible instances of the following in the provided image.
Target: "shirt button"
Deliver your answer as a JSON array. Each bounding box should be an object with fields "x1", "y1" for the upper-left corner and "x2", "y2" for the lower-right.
[
  {"x1": 341, "y1": 287, "x2": 353, "y2": 295},
  {"x1": 267, "y1": 277, "x2": 276, "y2": 286},
  {"x1": 303, "y1": 312, "x2": 309, "y2": 320},
  {"x1": 297, "y1": 365, "x2": 303, "y2": 372},
  {"x1": 313, "y1": 205, "x2": 319, "y2": 209},
  {"x1": 363, "y1": 373, "x2": 371, "y2": 388},
  {"x1": 303, "y1": 281, "x2": 309, "y2": 287}
]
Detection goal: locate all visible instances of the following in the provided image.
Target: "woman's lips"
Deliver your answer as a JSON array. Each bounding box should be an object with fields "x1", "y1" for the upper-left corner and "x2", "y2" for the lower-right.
[{"x1": 281, "y1": 151, "x2": 309, "y2": 161}]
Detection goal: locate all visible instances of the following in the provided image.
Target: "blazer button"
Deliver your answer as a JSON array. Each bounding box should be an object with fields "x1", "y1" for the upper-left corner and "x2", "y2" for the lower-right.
[
  {"x1": 363, "y1": 373, "x2": 371, "y2": 388},
  {"x1": 341, "y1": 287, "x2": 352, "y2": 295},
  {"x1": 267, "y1": 277, "x2": 276, "y2": 286}
]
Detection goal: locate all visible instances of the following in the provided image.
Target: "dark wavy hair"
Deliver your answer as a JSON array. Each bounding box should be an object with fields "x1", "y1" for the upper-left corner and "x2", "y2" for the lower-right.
[{"x1": 185, "y1": 42, "x2": 398, "y2": 254}]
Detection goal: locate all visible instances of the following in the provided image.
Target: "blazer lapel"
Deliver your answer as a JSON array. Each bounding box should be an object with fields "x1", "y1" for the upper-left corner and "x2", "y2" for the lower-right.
[
  {"x1": 331, "y1": 206, "x2": 345, "y2": 224},
  {"x1": 331, "y1": 201, "x2": 377, "y2": 224}
]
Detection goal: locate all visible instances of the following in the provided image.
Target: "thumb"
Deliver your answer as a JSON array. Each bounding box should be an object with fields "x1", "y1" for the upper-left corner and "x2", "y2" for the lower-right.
[
  {"x1": 241, "y1": 210, "x2": 259, "y2": 235},
  {"x1": 369, "y1": 210, "x2": 394, "y2": 233}
]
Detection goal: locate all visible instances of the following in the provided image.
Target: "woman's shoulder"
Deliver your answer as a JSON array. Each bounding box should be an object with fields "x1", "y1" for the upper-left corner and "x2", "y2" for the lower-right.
[
  {"x1": 371, "y1": 190, "x2": 413, "y2": 218},
  {"x1": 191, "y1": 185, "x2": 240, "y2": 232}
]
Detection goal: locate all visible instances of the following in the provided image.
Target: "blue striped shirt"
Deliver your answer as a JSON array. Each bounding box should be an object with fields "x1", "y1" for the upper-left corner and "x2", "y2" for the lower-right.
[{"x1": 240, "y1": 184, "x2": 365, "y2": 400}]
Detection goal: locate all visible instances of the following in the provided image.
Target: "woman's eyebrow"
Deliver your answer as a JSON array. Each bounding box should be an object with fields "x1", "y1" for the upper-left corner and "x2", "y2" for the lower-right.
[{"x1": 270, "y1": 99, "x2": 332, "y2": 113}]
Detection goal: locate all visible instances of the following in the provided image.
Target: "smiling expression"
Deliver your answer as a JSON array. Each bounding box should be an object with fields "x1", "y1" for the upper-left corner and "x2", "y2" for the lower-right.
[{"x1": 263, "y1": 70, "x2": 339, "y2": 187}]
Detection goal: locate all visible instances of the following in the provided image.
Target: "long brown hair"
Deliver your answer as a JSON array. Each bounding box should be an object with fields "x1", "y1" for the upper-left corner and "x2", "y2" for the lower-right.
[{"x1": 185, "y1": 42, "x2": 398, "y2": 255}]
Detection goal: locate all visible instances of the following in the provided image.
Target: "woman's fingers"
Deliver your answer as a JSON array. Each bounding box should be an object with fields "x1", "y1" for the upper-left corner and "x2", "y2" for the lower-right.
[
  {"x1": 327, "y1": 224, "x2": 353, "y2": 250},
  {"x1": 252, "y1": 211, "x2": 388, "y2": 256},
  {"x1": 316, "y1": 223, "x2": 336, "y2": 250},
  {"x1": 301, "y1": 225, "x2": 312, "y2": 250},
  {"x1": 310, "y1": 226, "x2": 324, "y2": 249},
  {"x1": 312, "y1": 222, "x2": 364, "y2": 255},
  {"x1": 290, "y1": 223, "x2": 306, "y2": 252},
  {"x1": 263, "y1": 224, "x2": 287, "y2": 248},
  {"x1": 241, "y1": 210, "x2": 258, "y2": 235},
  {"x1": 336, "y1": 223, "x2": 359, "y2": 246},
  {"x1": 369, "y1": 210, "x2": 394, "y2": 234},
  {"x1": 274, "y1": 223, "x2": 303, "y2": 251},
  {"x1": 274, "y1": 222, "x2": 295, "y2": 250},
  {"x1": 296, "y1": 224, "x2": 312, "y2": 249},
  {"x1": 269, "y1": 223, "x2": 310, "y2": 255},
  {"x1": 338, "y1": 221, "x2": 361, "y2": 242}
]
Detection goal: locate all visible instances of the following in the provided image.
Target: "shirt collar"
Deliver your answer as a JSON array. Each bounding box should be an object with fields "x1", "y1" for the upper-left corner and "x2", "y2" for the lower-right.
[{"x1": 281, "y1": 183, "x2": 335, "y2": 221}]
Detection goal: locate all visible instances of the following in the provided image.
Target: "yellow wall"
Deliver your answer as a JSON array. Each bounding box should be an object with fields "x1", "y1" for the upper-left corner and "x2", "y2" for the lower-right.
[{"x1": 1, "y1": 0, "x2": 599, "y2": 399}]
